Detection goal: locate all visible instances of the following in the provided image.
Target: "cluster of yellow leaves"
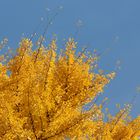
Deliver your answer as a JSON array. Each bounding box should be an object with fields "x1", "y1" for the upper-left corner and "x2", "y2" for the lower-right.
[{"x1": 0, "y1": 38, "x2": 140, "y2": 140}]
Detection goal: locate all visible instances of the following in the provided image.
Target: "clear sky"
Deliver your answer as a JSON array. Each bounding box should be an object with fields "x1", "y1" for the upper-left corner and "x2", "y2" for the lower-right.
[{"x1": 0, "y1": 0, "x2": 140, "y2": 118}]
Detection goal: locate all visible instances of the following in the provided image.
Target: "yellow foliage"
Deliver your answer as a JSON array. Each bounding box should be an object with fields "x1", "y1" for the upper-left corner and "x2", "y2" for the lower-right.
[{"x1": 0, "y1": 38, "x2": 139, "y2": 140}]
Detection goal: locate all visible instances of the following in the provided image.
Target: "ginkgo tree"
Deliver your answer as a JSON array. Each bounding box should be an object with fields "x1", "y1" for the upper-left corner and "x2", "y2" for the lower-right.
[{"x1": 0, "y1": 37, "x2": 140, "y2": 140}]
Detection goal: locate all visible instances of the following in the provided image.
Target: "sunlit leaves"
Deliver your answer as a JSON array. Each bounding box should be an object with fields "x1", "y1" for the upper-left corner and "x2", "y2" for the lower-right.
[{"x1": 0, "y1": 38, "x2": 140, "y2": 139}]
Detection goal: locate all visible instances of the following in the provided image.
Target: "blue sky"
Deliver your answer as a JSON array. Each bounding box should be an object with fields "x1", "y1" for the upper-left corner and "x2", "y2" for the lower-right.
[{"x1": 0, "y1": 0, "x2": 140, "y2": 118}]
